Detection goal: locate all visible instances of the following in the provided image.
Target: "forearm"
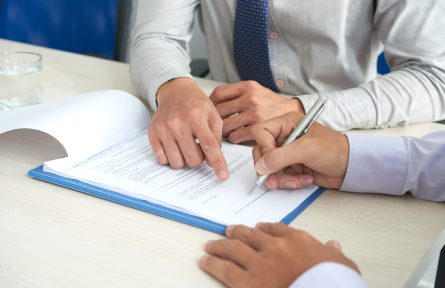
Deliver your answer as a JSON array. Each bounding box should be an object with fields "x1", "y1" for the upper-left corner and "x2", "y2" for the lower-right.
[
  {"x1": 297, "y1": 64, "x2": 445, "y2": 131},
  {"x1": 129, "y1": 0, "x2": 199, "y2": 110}
]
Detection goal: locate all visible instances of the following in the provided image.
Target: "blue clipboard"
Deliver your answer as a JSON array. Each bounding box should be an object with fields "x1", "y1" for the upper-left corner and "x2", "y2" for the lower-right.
[{"x1": 28, "y1": 165, "x2": 325, "y2": 235}]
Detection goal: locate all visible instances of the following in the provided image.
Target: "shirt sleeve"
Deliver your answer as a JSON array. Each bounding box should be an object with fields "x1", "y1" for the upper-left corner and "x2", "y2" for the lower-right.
[
  {"x1": 341, "y1": 130, "x2": 445, "y2": 202},
  {"x1": 297, "y1": 1, "x2": 445, "y2": 131},
  {"x1": 129, "y1": 0, "x2": 199, "y2": 110},
  {"x1": 289, "y1": 262, "x2": 367, "y2": 288}
]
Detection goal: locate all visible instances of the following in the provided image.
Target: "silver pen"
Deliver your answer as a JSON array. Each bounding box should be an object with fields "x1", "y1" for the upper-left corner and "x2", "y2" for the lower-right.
[{"x1": 248, "y1": 96, "x2": 327, "y2": 194}]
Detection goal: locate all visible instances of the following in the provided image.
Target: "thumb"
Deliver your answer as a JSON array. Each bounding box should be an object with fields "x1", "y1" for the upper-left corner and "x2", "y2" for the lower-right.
[
  {"x1": 325, "y1": 240, "x2": 342, "y2": 252},
  {"x1": 255, "y1": 140, "x2": 310, "y2": 175}
]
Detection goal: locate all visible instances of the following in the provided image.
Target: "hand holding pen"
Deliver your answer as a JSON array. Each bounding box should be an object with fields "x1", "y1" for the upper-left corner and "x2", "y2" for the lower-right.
[{"x1": 248, "y1": 96, "x2": 338, "y2": 194}]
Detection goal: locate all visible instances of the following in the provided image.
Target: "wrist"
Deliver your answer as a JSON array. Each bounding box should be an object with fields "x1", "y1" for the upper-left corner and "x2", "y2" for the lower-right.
[
  {"x1": 292, "y1": 97, "x2": 305, "y2": 114},
  {"x1": 156, "y1": 77, "x2": 197, "y2": 105}
]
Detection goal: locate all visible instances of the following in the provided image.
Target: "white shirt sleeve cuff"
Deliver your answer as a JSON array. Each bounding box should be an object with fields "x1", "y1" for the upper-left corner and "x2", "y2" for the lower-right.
[
  {"x1": 340, "y1": 133, "x2": 409, "y2": 196},
  {"x1": 289, "y1": 262, "x2": 367, "y2": 288}
]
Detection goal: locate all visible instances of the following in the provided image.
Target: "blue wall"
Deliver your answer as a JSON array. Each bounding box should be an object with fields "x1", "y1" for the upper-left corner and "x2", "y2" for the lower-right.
[{"x1": 0, "y1": 0, "x2": 118, "y2": 59}]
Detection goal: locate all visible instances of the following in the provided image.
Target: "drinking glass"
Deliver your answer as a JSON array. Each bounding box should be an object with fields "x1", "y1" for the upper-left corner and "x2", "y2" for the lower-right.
[{"x1": 0, "y1": 51, "x2": 43, "y2": 111}]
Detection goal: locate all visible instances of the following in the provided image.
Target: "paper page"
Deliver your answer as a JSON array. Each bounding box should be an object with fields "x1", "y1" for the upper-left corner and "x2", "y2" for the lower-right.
[
  {"x1": 45, "y1": 130, "x2": 319, "y2": 227},
  {"x1": 0, "y1": 90, "x2": 149, "y2": 162}
]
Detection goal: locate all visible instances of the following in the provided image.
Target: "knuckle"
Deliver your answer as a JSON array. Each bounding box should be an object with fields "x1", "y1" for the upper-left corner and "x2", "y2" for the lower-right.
[
  {"x1": 229, "y1": 225, "x2": 241, "y2": 236},
  {"x1": 244, "y1": 80, "x2": 258, "y2": 89},
  {"x1": 258, "y1": 222, "x2": 273, "y2": 233},
  {"x1": 156, "y1": 124, "x2": 169, "y2": 139},
  {"x1": 189, "y1": 107, "x2": 204, "y2": 121},
  {"x1": 211, "y1": 87, "x2": 223, "y2": 100},
  {"x1": 212, "y1": 86, "x2": 222, "y2": 95},
  {"x1": 248, "y1": 94, "x2": 261, "y2": 105},
  {"x1": 251, "y1": 108, "x2": 263, "y2": 120},
  {"x1": 223, "y1": 240, "x2": 240, "y2": 255},
  {"x1": 166, "y1": 117, "x2": 182, "y2": 131},
  {"x1": 227, "y1": 131, "x2": 236, "y2": 143},
  {"x1": 188, "y1": 156, "x2": 204, "y2": 168},
  {"x1": 262, "y1": 239, "x2": 278, "y2": 253},
  {"x1": 293, "y1": 229, "x2": 312, "y2": 242},
  {"x1": 227, "y1": 131, "x2": 241, "y2": 144},
  {"x1": 155, "y1": 120, "x2": 168, "y2": 132},
  {"x1": 148, "y1": 125, "x2": 157, "y2": 139},
  {"x1": 273, "y1": 239, "x2": 288, "y2": 253},
  {"x1": 200, "y1": 137, "x2": 218, "y2": 152}
]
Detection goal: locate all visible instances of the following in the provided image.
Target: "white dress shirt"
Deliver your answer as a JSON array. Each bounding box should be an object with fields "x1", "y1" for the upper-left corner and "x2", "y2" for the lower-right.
[
  {"x1": 130, "y1": 0, "x2": 445, "y2": 131},
  {"x1": 342, "y1": 130, "x2": 445, "y2": 202}
]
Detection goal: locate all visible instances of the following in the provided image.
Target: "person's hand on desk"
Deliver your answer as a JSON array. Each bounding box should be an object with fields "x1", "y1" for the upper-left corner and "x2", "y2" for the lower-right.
[
  {"x1": 209, "y1": 81, "x2": 304, "y2": 144},
  {"x1": 149, "y1": 78, "x2": 229, "y2": 180},
  {"x1": 199, "y1": 223, "x2": 359, "y2": 288},
  {"x1": 252, "y1": 112, "x2": 349, "y2": 190}
]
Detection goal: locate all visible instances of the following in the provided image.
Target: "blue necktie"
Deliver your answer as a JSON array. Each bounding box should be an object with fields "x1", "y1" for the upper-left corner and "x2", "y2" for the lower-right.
[{"x1": 233, "y1": 0, "x2": 279, "y2": 92}]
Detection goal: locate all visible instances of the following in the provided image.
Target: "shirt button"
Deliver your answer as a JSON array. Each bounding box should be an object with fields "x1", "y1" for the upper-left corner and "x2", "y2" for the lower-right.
[
  {"x1": 269, "y1": 32, "x2": 279, "y2": 40},
  {"x1": 275, "y1": 79, "x2": 285, "y2": 87}
]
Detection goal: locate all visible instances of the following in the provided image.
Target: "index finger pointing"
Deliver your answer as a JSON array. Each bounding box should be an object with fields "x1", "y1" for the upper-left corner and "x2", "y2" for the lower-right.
[{"x1": 195, "y1": 124, "x2": 229, "y2": 180}]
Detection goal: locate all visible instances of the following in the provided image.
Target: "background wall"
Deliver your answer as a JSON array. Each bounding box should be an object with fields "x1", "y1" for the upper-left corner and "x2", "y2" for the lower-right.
[
  {"x1": 1, "y1": 1, "x2": 388, "y2": 75},
  {"x1": 0, "y1": 0, "x2": 118, "y2": 59},
  {"x1": 0, "y1": 0, "x2": 208, "y2": 67}
]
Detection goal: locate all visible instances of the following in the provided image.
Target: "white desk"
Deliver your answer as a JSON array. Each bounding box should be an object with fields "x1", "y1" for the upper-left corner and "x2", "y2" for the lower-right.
[{"x1": 1, "y1": 39, "x2": 445, "y2": 288}]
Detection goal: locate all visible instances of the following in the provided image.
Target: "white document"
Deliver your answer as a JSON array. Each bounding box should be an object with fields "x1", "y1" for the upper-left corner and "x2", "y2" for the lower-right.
[
  {"x1": 45, "y1": 131, "x2": 318, "y2": 227},
  {"x1": 1, "y1": 90, "x2": 320, "y2": 227}
]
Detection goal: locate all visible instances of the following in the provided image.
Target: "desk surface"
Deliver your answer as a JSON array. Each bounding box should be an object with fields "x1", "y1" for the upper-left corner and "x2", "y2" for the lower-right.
[{"x1": 1, "y1": 38, "x2": 445, "y2": 288}]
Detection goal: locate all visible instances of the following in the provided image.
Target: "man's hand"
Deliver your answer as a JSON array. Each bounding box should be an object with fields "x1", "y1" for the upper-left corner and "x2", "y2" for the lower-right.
[
  {"x1": 199, "y1": 223, "x2": 359, "y2": 288},
  {"x1": 149, "y1": 78, "x2": 229, "y2": 180},
  {"x1": 209, "y1": 81, "x2": 303, "y2": 144},
  {"x1": 251, "y1": 112, "x2": 349, "y2": 190}
]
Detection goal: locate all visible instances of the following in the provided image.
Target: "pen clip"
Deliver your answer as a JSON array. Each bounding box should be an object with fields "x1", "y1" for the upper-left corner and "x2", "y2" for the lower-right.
[{"x1": 303, "y1": 101, "x2": 326, "y2": 134}]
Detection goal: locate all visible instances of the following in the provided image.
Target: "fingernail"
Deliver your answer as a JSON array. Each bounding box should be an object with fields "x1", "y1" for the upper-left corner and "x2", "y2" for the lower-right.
[
  {"x1": 326, "y1": 240, "x2": 342, "y2": 250},
  {"x1": 218, "y1": 170, "x2": 229, "y2": 180},
  {"x1": 205, "y1": 240, "x2": 215, "y2": 248},
  {"x1": 284, "y1": 180, "x2": 298, "y2": 189},
  {"x1": 255, "y1": 222, "x2": 266, "y2": 228},
  {"x1": 226, "y1": 225, "x2": 234, "y2": 236},
  {"x1": 156, "y1": 151, "x2": 167, "y2": 164},
  {"x1": 301, "y1": 175, "x2": 313, "y2": 186},
  {"x1": 255, "y1": 158, "x2": 269, "y2": 174},
  {"x1": 199, "y1": 255, "x2": 209, "y2": 265}
]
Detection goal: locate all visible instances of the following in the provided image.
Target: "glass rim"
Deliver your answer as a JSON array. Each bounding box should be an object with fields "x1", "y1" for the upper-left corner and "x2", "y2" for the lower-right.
[{"x1": 0, "y1": 51, "x2": 42, "y2": 65}]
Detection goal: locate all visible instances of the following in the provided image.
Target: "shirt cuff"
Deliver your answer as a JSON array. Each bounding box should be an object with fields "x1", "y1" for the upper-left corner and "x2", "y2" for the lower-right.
[
  {"x1": 289, "y1": 262, "x2": 367, "y2": 288},
  {"x1": 294, "y1": 94, "x2": 317, "y2": 115},
  {"x1": 340, "y1": 133, "x2": 409, "y2": 196}
]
